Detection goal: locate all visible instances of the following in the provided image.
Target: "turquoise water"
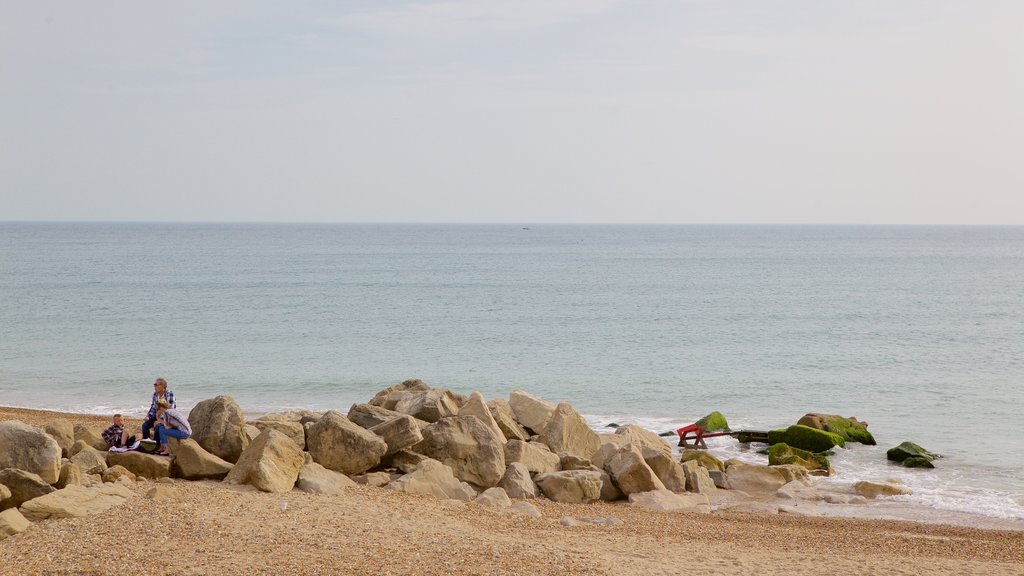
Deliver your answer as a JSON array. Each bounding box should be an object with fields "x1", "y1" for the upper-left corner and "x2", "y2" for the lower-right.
[{"x1": 1, "y1": 223, "x2": 1022, "y2": 520}]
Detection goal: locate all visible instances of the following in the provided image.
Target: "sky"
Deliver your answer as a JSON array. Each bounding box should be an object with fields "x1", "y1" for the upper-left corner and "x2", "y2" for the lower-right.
[{"x1": 1, "y1": 1, "x2": 1022, "y2": 224}]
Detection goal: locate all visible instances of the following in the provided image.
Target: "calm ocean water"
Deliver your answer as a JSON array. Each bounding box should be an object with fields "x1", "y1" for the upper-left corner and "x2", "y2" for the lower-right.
[{"x1": 1, "y1": 223, "x2": 1022, "y2": 521}]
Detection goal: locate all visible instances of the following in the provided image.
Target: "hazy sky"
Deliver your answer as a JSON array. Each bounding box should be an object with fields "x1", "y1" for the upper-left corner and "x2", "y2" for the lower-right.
[{"x1": 2, "y1": 1, "x2": 1022, "y2": 223}]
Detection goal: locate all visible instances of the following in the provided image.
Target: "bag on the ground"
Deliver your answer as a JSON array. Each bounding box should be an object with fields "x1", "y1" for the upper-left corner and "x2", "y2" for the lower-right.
[{"x1": 134, "y1": 439, "x2": 159, "y2": 453}]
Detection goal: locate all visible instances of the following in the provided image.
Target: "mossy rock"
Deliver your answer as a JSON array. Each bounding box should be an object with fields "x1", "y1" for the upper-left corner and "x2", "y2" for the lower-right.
[
  {"x1": 797, "y1": 413, "x2": 876, "y2": 445},
  {"x1": 886, "y1": 441, "x2": 940, "y2": 467},
  {"x1": 768, "y1": 425, "x2": 845, "y2": 453},
  {"x1": 694, "y1": 411, "x2": 730, "y2": 433},
  {"x1": 767, "y1": 443, "x2": 832, "y2": 474},
  {"x1": 680, "y1": 449, "x2": 725, "y2": 472}
]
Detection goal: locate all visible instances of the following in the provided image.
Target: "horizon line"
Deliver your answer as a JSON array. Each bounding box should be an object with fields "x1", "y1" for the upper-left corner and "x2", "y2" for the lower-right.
[{"x1": 1, "y1": 220, "x2": 1023, "y2": 227}]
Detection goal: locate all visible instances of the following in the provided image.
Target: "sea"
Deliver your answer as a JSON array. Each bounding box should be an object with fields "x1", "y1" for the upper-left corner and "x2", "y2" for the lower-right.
[{"x1": 1, "y1": 223, "x2": 1022, "y2": 526}]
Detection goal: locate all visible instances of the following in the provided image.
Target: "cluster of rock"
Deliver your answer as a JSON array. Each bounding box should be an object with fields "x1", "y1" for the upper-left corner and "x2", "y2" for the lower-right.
[{"x1": 0, "y1": 381, "x2": 923, "y2": 540}]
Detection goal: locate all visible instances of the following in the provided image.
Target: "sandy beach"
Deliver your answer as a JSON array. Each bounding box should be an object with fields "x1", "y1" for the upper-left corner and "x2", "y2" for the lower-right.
[{"x1": 2, "y1": 406, "x2": 1022, "y2": 576}]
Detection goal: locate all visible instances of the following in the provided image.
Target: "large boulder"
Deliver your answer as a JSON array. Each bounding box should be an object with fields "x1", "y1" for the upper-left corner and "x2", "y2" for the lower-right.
[
  {"x1": 508, "y1": 390, "x2": 556, "y2": 434},
  {"x1": 189, "y1": 395, "x2": 250, "y2": 463},
  {"x1": 73, "y1": 424, "x2": 108, "y2": 452},
  {"x1": 224, "y1": 429, "x2": 304, "y2": 493},
  {"x1": 44, "y1": 420, "x2": 75, "y2": 458},
  {"x1": 296, "y1": 462, "x2": 357, "y2": 495},
  {"x1": 105, "y1": 451, "x2": 171, "y2": 480},
  {"x1": 604, "y1": 445, "x2": 666, "y2": 495},
  {"x1": 534, "y1": 470, "x2": 603, "y2": 503},
  {"x1": 0, "y1": 469, "x2": 55, "y2": 509},
  {"x1": 538, "y1": 402, "x2": 600, "y2": 460},
  {"x1": 252, "y1": 420, "x2": 305, "y2": 450},
  {"x1": 767, "y1": 425, "x2": 845, "y2": 453},
  {"x1": 855, "y1": 480, "x2": 912, "y2": 499},
  {"x1": 886, "y1": 441, "x2": 940, "y2": 468},
  {"x1": 724, "y1": 460, "x2": 808, "y2": 493},
  {"x1": 629, "y1": 490, "x2": 711, "y2": 514},
  {"x1": 168, "y1": 438, "x2": 233, "y2": 480},
  {"x1": 694, "y1": 412, "x2": 730, "y2": 433},
  {"x1": 69, "y1": 446, "x2": 108, "y2": 475},
  {"x1": 386, "y1": 458, "x2": 477, "y2": 501},
  {"x1": 498, "y1": 462, "x2": 539, "y2": 499},
  {"x1": 381, "y1": 449, "x2": 430, "y2": 474},
  {"x1": 680, "y1": 450, "x2": 725, "y2": 472},
  {"x1": 369, "y1": 415, "x2": 424, "y2": 457},
  {"x1": 797, "y1": 413, "x2": 875, "y2": 445},
  {"x1": 19, "y1": 483, "x2": 133, "y2": 521},
  {"x1": 475, "y1": 487, "x2": 512, "y2": 509},
  {"x1": 392, "y1": 388, "x2": 462, "y2": 423},
  {"x1": 768, "y1": 443, "x2": 832, "y2": 475},
  {"x1": 306, "y1": 411, "x2": 387, "y2": 475},
  {"x1": 681, "y1": 460, "x2": 717, "y2": 494},
  {"x1": 417, "y1": 416, "x2": 505, "y2": 488},
  {"x1": 458, "y1": 392, "x2": 505, "y2": 444},
  {"x1": 642, "y1": 448, "x2": 687, "y2": 493},
  {"x1": 368, "y1": 379, "x2": 431, "y2": 409},
  {"x1": 347, "y1": 403, "x2": 428, "y2": 430},
  {"x1": 0, "y1": 420, "x2": 62, "y2": 484},
  {"x1": 503, "y1": 440, "x2": 560, "y2": 475},
  {"x1": 0, "y1": 508, "x2": 30, "y2": 540},
  {"x1": 612, "y1": 425, "x2": 672, "y2": 459},
  {"x1": 55, "y1": 461, "x2": 83, "y2": 489},
  {"x1": 487, "y1": 398, "x2": 529, "y2": 442}
]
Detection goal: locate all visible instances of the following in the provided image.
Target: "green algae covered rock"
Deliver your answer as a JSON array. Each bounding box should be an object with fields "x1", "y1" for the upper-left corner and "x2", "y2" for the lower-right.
[
  {"x1": 887, "y1": 441, "x2": 940, "y2": 468},
  {"x1": 694, "y1": 412, "x2": 730, "y2": 433},
  {"x1": 768, "y1": 425, "x2": 845, "y2": 453},
  {"x1": 680, "y1": 449, "x2": 725, "y2": 472},
  {"x1": 797, "y1": 413, "x2": 876, "y2": 445},
  {"x1": 767, "y1": 443, "x2": 832, "y2": 475}
]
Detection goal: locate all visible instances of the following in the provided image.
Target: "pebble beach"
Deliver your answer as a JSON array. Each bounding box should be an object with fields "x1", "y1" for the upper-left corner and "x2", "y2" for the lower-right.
[{"x1": 2, "y1": 406, "x2": 1022, "y2": 576}]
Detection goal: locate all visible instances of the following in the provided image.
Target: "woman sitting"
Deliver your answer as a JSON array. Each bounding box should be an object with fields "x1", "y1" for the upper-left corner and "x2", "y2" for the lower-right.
[{"x1": 153, "y1": 399, "x2": 192, "y2": 456}]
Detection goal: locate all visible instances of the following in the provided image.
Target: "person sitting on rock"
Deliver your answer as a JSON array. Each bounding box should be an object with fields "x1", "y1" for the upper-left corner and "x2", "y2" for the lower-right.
[
  {"x1": 154, "y1": 399, "x2": 192, "y2": 456},
  {"x1": 102, "y1": 413, "x2": 137, "y2": 449},
  {"x1": 141, "y1": 377, "x2": 175, "y2": 441}
]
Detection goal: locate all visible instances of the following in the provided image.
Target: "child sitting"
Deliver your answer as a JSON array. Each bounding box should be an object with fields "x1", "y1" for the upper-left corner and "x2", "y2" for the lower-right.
[{"x1": 102, "y1": 414, "x2": 138, "y2": 450}]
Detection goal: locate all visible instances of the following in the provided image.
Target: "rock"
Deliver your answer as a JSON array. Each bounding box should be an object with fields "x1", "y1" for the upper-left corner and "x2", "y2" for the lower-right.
[
  {"x1": 778, "y1": 503, "x2": 822, "y2": 516},
  {"x1": 244, "y1": 425, "x2": 261, "y2": 443},
  {"x1": 681, "y1": 460, "x2": 717, "y2": 494},
  {"x1": 0, "y1": 508, "x2": 30, "y2": 540},
  {"x1": 476, "y1": 487, "x2": 512, "y2": 508},
  {"x1": 348, "y1": 403, "x2": 429, "y2": 431},
  {"x1": 578, "y1": 516, "x2": 622, "y2": 526},
  {"x1": 612, "y1": 425, "x2": 673, "y2": 459},
  {"x1": 296, "y1": 462, "x2": 357, "y2": 495},
  {"x1": 854, "y1": 480, "x2": 912, "y2": 499},
  {"x1": 560, "y1": 516, "x2": 580, "y2": 527},
  {"x1": 605, "y1": 445, "x2": 666, "y2": 495},
  {"x1": 694, "y1": 412, "x2": 730, "y2": 433},
  {"x1": 559, "y1": 453, "x2": 592, "y2": 471},
  {"x1": 393, "y1": 389, "x2": 461, "y2": 423},
  {"x1": 487, "y1": 398, "x2": 529, "y2": 442},
  {"x1": 352, "y1": 472, "x2": 394, "y2": 487},
  {"x1": 720, "y1": 501, "x2": 779, "y2": 515},
  {"x1": 724, "y1": 460, "x2": 805, "y2": 493},
  {"x1": 797, "y1": 413, "x2": 876, "y2": 445},
  {"x1": 0, "y1": 420, "x2": 62, "y2": 485},
  {"x1": 105, "y1": 451, "x2": 172, "y2": 480},
  {"x1": 508, "y1": 390, "x2": 556, "y2": 434},
  {"x1": 458, "y1": 392, "x2": 506, "y2": 444},
  {"x1": 224, "y1": 429, "x2": 304, "y2": 493},
  {"x1": 146, "y1": 485, "x2": 174, "y2": 500},
  {"x1": 680, "y1": 450, "x2": 725, "y2": 472},
  {"x1": 73, "y1": 424, "x2": 108, "y2": 452},
  {"x1": 0, "y1": 484, "x2": 10, "y2": 503},
  {"x1": 504, "y1": 440, "x2": 560, "y2": 475},
  {"x1": 0, "y1": 469, "x2": 55, "y2": 510},
  {"x1": 593, "y1": 467, "x2": 623, "y2": 501},
  {"x1": 886, "y1": 442, "x2": 940, "y2": 468},
  {"x1": 55, "y1": 460, "x2": 82, "y2": 489},
  {"x1": 189, "y1": 395, "x2": 250, "y2": 463},
  {"x1": 590, "y1": 436, "x2": 628, "y2": 470},
  {"x1": 534, "y1": 470, "x2": 604, "y2": 503},
  {"x1": 168, "y1": 438, "x2": 233, "y2": 480},
  {"x1": 369, "y1": 415, "x2": 424, "y2": 457},
  {"x1": 381, "y1": 450, "x2": 429, "y2": 474},
  {"x1": 643, "y1": 448, "x2": 688, "y2": 493},
  {"x1": 538, "y1": 402, "x2": 600, "y2": 460},
  {"x1": 101, "y1": 465, "x2": 136, "y2": 483},
  {"x1": 386, "y1": 458, "x2": 477, "y2": 501},
  {"x1": 306, "y1": 411, "x2": 388, "y2": 476},
  {"x1": 772, "y1": 464, "x2": 811, "y2": 485},
  {"x1": 767, "y1": 425, "x2": 845, "y2": 453},
  {"x1": 707, "y1": 469, "x2": 729, "y2": 489},
  {"x1": 368, "y1": 379, "x2": 431, "y2": 409},
  {"x1": 417, "y1": 416, "x2": 506, "y2": 488},
  {"x1": 628, "y1": 490, "x2": 711, "y2": 514},
  {"x1": 768, "y1": 443, "x2": 832, "y2": 475},
  {"x1": 252, "y1": 420, "x2": 305, "y2": 450},
  {"x1": 508, "y1": 501, "x2": 542, "y2": 518},
  {"x1": 498, "y1": 462, "x2": 539, "y2": 499},
  {"x1": 44, "y1": 420, "x2": 75, "y2": 458},
  {"x1": 777, "y1": 480, "x2": 824, "y2": 501},
  {"x1": 19, "y1": 483, "x2": 132, "y2": 520},
  {"x1": 823, "y1": 493, "x2": 868, "y2": 505},
  {"x1": 69, "y1": 446, "x2": 107, "y2": 475},
  {"x1": 68, "y1": 440, "x2": 90, "y2": 458}
]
